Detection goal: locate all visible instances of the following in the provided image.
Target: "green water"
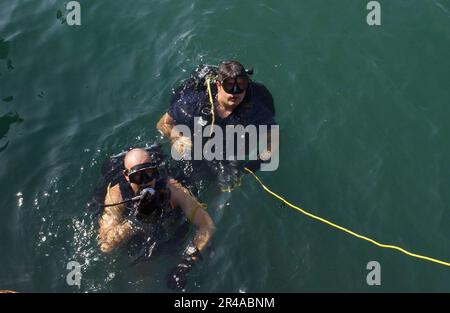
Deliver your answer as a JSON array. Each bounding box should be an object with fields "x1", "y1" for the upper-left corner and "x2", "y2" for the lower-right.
[{"x1": 1, "y1": 0, "x2": 450, "y2": 292}]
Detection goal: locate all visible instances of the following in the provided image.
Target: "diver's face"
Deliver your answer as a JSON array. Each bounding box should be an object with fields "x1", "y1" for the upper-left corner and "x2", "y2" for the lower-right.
[{"x1": 216, "y1": 80, "x2": 246, "y2": 109}]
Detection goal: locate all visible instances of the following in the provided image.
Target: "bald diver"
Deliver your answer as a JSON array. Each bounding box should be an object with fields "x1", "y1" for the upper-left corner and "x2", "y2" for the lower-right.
[{"x1": 96, "y1": 147, "x2": 215, "y2": 290}]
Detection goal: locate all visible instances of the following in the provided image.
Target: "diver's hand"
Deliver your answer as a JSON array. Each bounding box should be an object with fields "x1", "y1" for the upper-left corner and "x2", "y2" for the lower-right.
[
  {"x1": 243, "y1": 150, "x2": 272, "y2": 174},
  {"x1": 259, "y1": 150, "x2": 272, "y2": 162},
  {"x1": 171, "y1": 135, "x2": 192, "y2": 160},
  {"x1": 166, "y1": 260, "x2": 193, "y2": 291},
  {"x1": 166, "y1": 242, "x2": 201, "y2": 291}
]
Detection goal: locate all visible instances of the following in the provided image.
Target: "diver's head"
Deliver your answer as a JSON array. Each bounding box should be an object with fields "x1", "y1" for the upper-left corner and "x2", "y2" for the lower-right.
[
  {"x1": 216, "y1": 60, "x2": 249, "y2": 109},
  {"x1": 124, "y1": 148, "x2": 158, "y2": 191}
]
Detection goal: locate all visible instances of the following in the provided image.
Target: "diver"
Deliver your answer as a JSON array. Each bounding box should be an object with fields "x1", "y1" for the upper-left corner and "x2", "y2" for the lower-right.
[
  {"x1": 98, "y1": 147, "x2": 216, "y2": 290},
  {"x1": 156, "y1": 60, "x2": 277, "y2": 187}
]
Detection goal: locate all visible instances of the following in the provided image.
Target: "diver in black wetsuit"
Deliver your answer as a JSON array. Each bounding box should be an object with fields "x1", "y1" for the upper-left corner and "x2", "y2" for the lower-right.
[
  {"x1": 156, "y1": 60, "x2": 277, "y2": 190},
  {"x1": 98, "y1": 148, "x2": 215, "y2": 290}
]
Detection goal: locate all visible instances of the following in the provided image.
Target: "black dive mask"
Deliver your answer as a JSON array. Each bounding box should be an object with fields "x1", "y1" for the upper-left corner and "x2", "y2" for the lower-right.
[
  {"x1": 126, "y1": 162, "x2": 159, "y2": 185},
  {"x1": 221, "y1": 75, "x2": 250, "y2": 95}
]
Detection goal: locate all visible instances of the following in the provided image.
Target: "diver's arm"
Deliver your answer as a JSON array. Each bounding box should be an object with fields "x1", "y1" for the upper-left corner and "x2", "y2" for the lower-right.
[
  {"x1": 98, "y1": 184, "x2": 135, "y2": 253},
  {"x1": 156, "y1": 112, "x2": 176, "y2": 139},
  {"x1": 168, "y1": 179, "x2": 216, "y2": 254},
  {"x1": 157, "y1": 113, "x2": 192, "y2": 158},
  {"x1": 166, "y1": 179, "x2": 215, "y2": 290},
  {"x1": 156, "y1": 112, "x2": 191, "y2": 150}
]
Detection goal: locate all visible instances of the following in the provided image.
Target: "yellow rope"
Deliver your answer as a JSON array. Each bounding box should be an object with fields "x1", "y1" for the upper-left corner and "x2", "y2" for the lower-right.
[
  {"x1": 206, "y1": 78, "x2": 215, "y2": 137},
  {"x1": 244, "y1": 167, "x2": 450, "y2": 268}
]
